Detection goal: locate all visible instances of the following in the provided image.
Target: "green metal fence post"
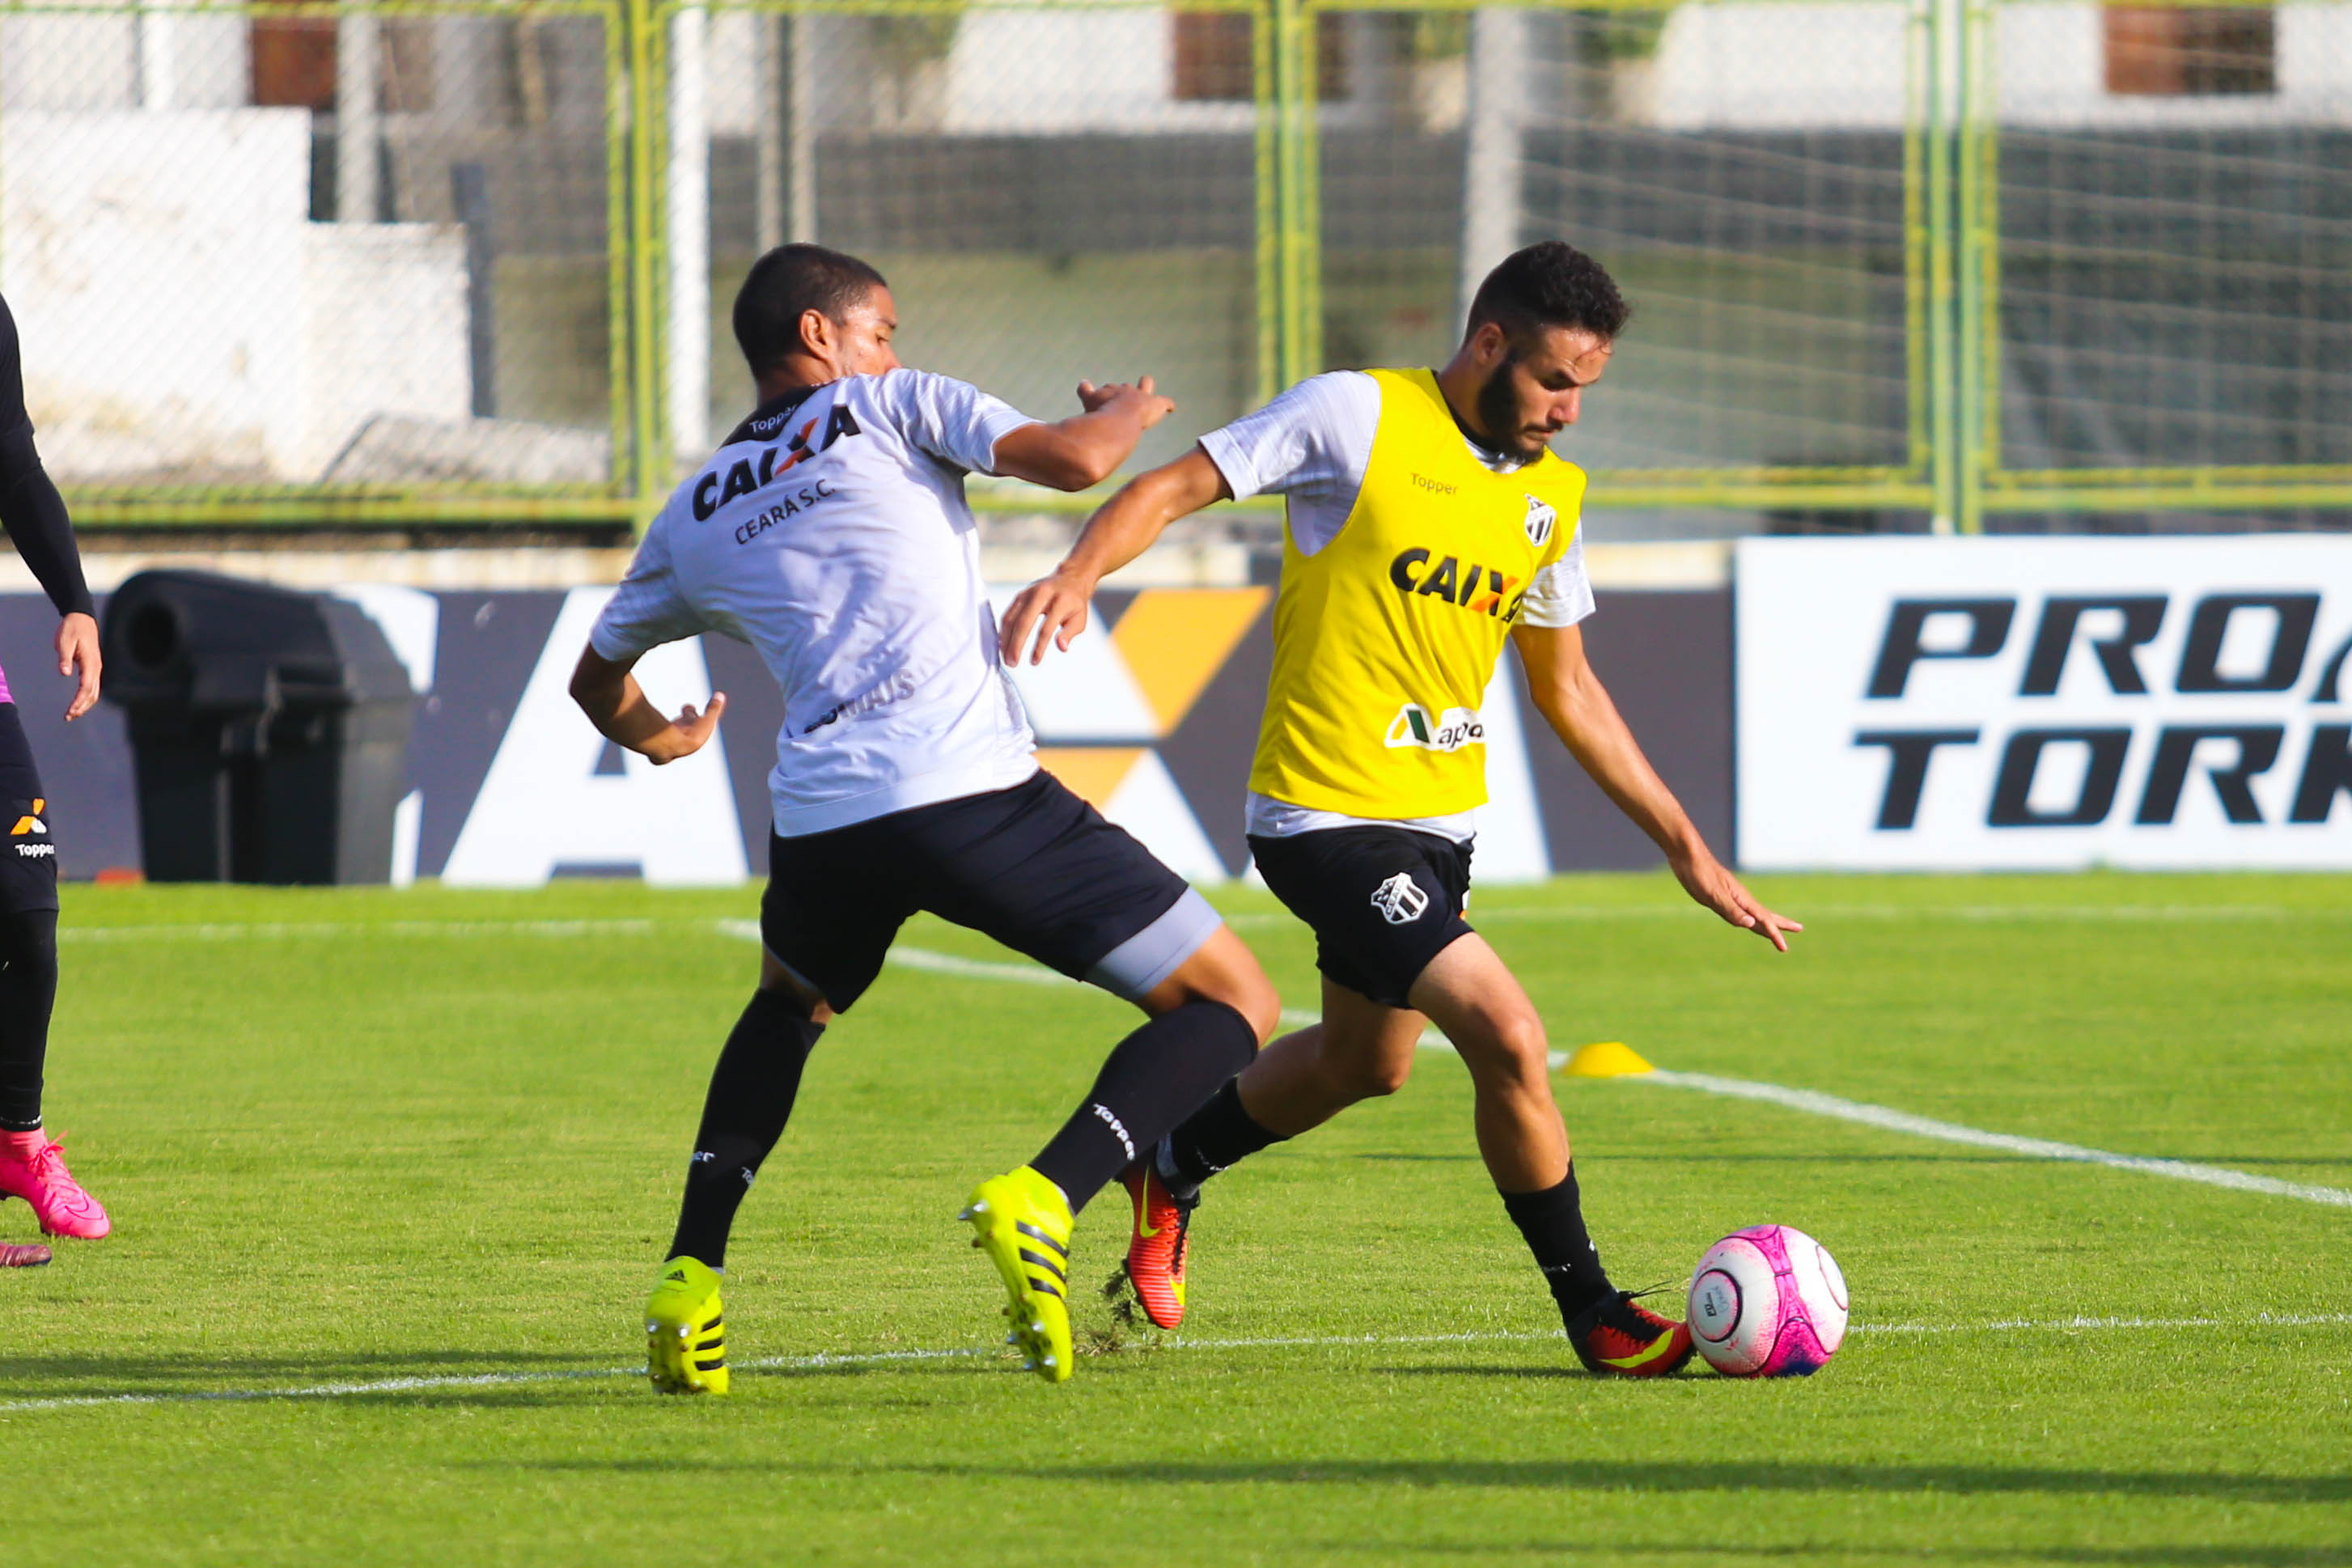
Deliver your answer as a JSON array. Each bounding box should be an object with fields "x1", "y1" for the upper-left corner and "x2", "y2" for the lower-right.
[
  {"x1": 629, "y1": 0, "x2": 667, "y2": 532},
  {"x1": 1954, "y1": 0, "x2": 1993, "y2": 534},
  {"x1": 1923, "y1": 0, "x2": 1962, "y2": 536},
  {"x1": 1273, "y1": 0, "x2": 1323, "y2": 388},
  {"x1": 1252, "y1": 0, "x2": 1284, "y2": 407}
]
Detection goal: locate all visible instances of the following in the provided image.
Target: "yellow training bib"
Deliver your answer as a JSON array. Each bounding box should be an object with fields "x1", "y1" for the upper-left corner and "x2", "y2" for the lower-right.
[{"x1": 1248, "y1": 367, "x2": 1585, "y2": 820}]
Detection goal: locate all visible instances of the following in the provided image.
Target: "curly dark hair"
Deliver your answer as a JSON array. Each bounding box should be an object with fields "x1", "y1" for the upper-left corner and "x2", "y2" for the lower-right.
[
  {"x1": 1464, "y1": 240, "x2": 1630, "y2": 347},
  {"x1": 733, "y1": 244, "x2": 890, "y2": 373}
]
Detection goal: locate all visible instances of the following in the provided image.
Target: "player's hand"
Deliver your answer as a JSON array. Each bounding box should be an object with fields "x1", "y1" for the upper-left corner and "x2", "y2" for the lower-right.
[
  {"x1": 1077, "y1": 378, "x2": 1176, "y2": 430},
  {"x1": 998, "y1": 570, "x2": 1095, "y2": 667},
  {"x1": 648, "y1": 692, "x2": 727, "y2": 765},
  {"x1": 1672, "y1": 848, "x2": 1802, "y2": 952},
  {"x1": 56, "y1": 611, "x2": 100, "y2": 722}
]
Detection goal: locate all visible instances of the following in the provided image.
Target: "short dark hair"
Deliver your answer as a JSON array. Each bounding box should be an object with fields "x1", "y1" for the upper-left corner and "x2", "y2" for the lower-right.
[
  {"x1": 1465, "y1": 241, "x2": 1629, "y2": 349},
  {"x1": 732, "y1": 244, "x2": 890, "y2": 373}
]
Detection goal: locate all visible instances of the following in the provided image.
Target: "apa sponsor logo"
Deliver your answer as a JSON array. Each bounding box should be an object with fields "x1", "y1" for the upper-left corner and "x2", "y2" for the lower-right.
[
  {"x1": 1735, "y1": 538, "x2": 2352, "y2": 871},
  {"x1": 690, "y1": 403, "x2": 863, "y2": 523},
  {"x1": 1385, "y1": 702, "x2": 1485, "y2": 753},
  {"x1": 1389, "y1": 549, "x2": 1528, "y2": 621}
]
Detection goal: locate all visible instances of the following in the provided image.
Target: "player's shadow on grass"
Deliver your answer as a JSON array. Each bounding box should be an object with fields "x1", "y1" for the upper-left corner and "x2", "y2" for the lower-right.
[
  {"x1": 502, "y1": 1457, "x2": 2352, "y2": 1507},
  {"x1": 961, "y1": 1460, "x2": 2352, "y2": 1505}
]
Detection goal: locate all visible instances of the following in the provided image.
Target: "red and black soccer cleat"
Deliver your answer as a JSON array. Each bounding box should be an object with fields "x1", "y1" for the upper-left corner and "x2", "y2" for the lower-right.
[
  {"x1": 1566, "y1": 1289, "x2": 1697, "y2": 1377},
  {"x1": 1117, "y1": 1161, "x2": 1196, "y2": 1331},
  {"x1": 1, "y1": 1242, "x2": 50, "y2": 1267}
]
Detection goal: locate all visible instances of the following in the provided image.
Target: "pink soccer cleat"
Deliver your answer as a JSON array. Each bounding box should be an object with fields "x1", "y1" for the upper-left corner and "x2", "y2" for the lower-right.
[{"x1": 0, "y1": 1136, "x2": 109, "y2": 1240}]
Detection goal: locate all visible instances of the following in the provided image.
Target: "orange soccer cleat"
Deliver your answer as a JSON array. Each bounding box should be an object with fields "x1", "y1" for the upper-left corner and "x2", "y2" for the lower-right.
[
  {"x1": 1117, "y1": 1160, "x2": 1196, "y2": 1331},
  {"x1": 1566, "y1": 1289, "x2": 1696, "y2": 1377}
]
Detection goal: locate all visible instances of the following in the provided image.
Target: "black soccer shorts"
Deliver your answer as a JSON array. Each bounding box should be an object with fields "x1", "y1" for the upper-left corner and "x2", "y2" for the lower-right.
[
  {"x1": 0, "y1": 704, "x2": 57, "y2": 917},
  {"x1": 1246, "y1": 824, "x2": 1474, "y2": 1010},
  {"x1": 760, "y1": 769, "x2": 1219, "y2": 1013}
]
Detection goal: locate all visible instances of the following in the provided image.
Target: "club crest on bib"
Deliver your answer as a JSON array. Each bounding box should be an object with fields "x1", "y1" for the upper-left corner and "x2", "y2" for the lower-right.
[
  {"x1": 1370, "y1": 871, "x2": 1430, "y2": 925},
  {"x1": 1522, "y1": 494, "x2": 1557, "y2": 548}
]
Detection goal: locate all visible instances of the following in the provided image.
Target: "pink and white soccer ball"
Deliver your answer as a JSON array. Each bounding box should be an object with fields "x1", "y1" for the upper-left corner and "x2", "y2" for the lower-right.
[{"x1": 1686, "y1": 1225, "x2": 1848, "y2": 1378}]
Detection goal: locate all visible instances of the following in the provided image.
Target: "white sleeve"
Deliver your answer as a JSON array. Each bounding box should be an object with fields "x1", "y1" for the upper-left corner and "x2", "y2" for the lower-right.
[
  {"x1": 590, "y1": 513, "x2": 709, "y2": 659},
  {"x1": 872, "y1": 369, "x2": 1037, "y2": 477},
  {"x1": 1197, "y1": 371, "x2": 1378, "y2": 516},
  {"x1": 1515, "y1": 529, "x2": 1596, "y2": 629}
]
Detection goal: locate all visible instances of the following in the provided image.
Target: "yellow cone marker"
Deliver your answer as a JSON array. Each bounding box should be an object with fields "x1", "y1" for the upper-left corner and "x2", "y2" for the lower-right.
[{"x1": 1561, "y1": 1040, "x2": 1654, "y2": 1078}]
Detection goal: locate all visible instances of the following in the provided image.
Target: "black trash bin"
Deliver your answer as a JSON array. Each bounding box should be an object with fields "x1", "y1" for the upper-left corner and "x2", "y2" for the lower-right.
[{"x1": 100, "y1": 571, "x2": 416, "y2": 884}]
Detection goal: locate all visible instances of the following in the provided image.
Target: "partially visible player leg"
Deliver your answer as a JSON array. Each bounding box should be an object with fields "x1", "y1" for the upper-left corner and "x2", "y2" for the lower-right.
[
  {"x1": 944, "y1": 775, "x2": 1276, "y2": 1380},
  {"x1": 964, "y1": 922, "x2": 1272, "y2": 1379},
  {"x1": 1138, "y1": 826, "x2": 1458, "y2": 1326},
  {"x1": 1406, "y1": 934, "x2": 1692, "y2": 1376},
  {"x1": 645, "y1": 960, "x2": 829, "y2": 1396},
  {"x1": 1124, "y1": 984, "x2": 1419, "y2": 1328},
  {"x1": 644, "y1": 828, "x2": 902, "y2": 1395},
  {"x1": 0, "y1": 705, "x2": 104, "y2": 1244}
]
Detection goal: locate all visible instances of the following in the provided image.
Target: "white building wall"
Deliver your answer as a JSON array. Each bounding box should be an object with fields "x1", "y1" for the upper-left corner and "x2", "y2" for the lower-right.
[
  {"x1": 947, "y1": 10, "x2": 1251, "y2": 133},
  {"x1": 1648, "y1": 3, "x2": 1911, "y2": 129},
  {"x1": 0, "y1": 7, "x2": 245, "y2": 110},
  {"x1": 916, "y1": 2, "x2": 2352, "y2": 133},
  {"x1": 5, "y1": 112, "x2": 468, "y2": 484}
]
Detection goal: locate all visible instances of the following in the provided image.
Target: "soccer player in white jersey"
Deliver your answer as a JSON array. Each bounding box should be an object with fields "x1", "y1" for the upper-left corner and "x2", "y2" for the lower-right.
[
  {"x1": 573, "y1": 245, "x2": 1279, "y2": 1390},
  {"x1": 1001, "y1": 242, "x2": 1800, "y2": 1375}
]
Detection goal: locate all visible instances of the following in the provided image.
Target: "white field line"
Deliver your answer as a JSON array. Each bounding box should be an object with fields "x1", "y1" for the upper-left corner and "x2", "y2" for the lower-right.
[
  {"x1": 866, "y1": 942, "x2": 1469, "y2": 1057},
  {"x1": 2, "y1": 1313, "x2": 2346, "y2": 1414},
  {"x1": 864, "y1": 942, "x2": 2350, "y2": 1212},
  {"x1": 1461, "y1": 904, "x2": 2336, "y2": 926},
  {"x1": 61, "y1": 918, "x2": 661, "y2": 944},
  {"x1": 1636, "y1": 1070, "x2": 2352, "y2": 1209}
]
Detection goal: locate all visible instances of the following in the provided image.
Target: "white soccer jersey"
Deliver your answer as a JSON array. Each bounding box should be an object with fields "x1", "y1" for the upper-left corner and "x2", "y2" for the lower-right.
[
  {"x1": 592, "y1": 370, "x2": 1042, "y2": 837},
  {"x1": 1197, "y1": 370, "x2": 1598, "y2": 845}
]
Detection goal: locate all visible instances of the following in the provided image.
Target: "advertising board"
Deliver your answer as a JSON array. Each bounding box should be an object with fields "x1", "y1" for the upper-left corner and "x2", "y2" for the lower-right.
[{"x1": 1736, "y1": 537, "x2": 2352, "y2": 870}]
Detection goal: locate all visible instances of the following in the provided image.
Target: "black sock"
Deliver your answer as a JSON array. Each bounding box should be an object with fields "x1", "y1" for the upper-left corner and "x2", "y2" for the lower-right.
[
  {"x1": 1159, "y1": 1077, "x2": 1286, "y2": 1195},
  {"x1": 1028, "y1": 1000, "x2": 1257, "y2": 1214},
  {"x1": 1501, "y1": 1165, "x2": 1616, "y2": 1324},
  {"x1": 667, "y1": 989, "x2": 824, "y2": 1269},
  {"x1": 0, "y1": 909, "x2": 57, "y2": 1135}
]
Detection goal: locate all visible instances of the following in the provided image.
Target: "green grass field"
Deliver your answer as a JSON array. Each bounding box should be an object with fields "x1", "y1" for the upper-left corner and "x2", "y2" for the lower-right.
[{"x1": 3, "y1": 873, "x2": 2347, "y2": 1566}]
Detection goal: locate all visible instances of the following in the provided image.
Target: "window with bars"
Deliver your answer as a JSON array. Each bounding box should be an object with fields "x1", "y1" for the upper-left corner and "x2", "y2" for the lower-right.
[
  {"x1": 2104, "y1": 6, "x2": 2275, "y2": 95},
  {"x1": 1171, "y1": 11, "x2": 1349, "y2": 101}
]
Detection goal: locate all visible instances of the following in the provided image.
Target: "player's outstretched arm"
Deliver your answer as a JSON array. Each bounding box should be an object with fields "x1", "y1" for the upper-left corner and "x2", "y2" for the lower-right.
[
  {"x1": 998, "y1": 447, "x2": 1232, "y2": 667},
  {"x1": 1513, "y1": 621, "x2": 1801, "y2": 951},
  {"x1": 991, "y1": 378, "x2": 1176, "y2": 494},
  {"x1": 568, "y1": 646, "x2": 726, "y2": 766}
]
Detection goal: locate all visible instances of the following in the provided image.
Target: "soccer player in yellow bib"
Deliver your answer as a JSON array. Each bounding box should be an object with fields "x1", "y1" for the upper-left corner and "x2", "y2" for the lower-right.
[{"x1": 998, "y1": 242, "x2": 1801, "y2": 1376}]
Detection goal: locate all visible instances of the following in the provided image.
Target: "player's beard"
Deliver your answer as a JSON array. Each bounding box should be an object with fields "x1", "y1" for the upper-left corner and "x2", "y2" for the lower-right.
[{"x1": 1475, "y1": 354, "x2": 1549, "y2": 463}]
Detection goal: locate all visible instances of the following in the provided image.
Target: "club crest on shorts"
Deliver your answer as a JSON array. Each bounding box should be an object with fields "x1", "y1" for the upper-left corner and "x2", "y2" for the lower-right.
[
  {"x1": 1523, "y1": 494, "x2": 1557, "y2": 548},
  {"x1": 1370, "y1": 871, "x2": 1430, "y2": 926}
]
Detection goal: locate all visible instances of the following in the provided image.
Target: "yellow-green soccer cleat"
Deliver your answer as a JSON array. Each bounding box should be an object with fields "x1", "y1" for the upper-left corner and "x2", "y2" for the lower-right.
[
  {"x1": 644, "y1": 1256, "x2": 730, "y2": 1395},
  {"x1": 960, "y1": 1166, "x2": 1075, "y2": 1384}
]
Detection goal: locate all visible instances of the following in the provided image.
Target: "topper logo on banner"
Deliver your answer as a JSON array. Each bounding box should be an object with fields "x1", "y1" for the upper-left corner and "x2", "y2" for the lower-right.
[{"x1": 1734, "y1": 539, "x2": 2352, "y2": 871}]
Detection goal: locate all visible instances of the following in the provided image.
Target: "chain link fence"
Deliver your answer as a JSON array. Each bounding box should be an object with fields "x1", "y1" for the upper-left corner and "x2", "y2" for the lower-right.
[
  {"x1": 2, "y1": 0, "x2": 2346, "y2": 531},
  {"x1": 1977, "y1": 0, "x2": 2352, "y2": 525},
  {"x1": 0, "y1": 0, "x2": 633, "y2": 523}
]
